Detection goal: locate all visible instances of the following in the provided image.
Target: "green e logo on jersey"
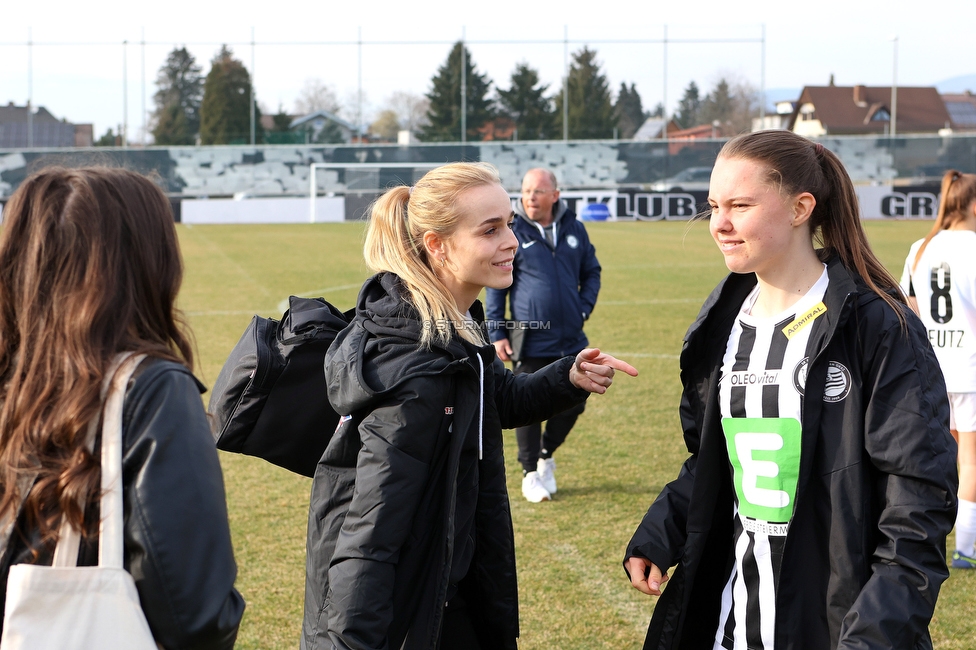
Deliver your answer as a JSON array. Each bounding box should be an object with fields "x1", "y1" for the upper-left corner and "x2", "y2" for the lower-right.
[{"x1": 722, "y1": 417, "x2": 802, "y2": 523}]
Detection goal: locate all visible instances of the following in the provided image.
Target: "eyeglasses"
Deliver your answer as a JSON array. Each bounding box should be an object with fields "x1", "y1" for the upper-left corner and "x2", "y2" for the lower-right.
[{"x1": 521, "y1": 189, "x2": 556, "y2": 197}]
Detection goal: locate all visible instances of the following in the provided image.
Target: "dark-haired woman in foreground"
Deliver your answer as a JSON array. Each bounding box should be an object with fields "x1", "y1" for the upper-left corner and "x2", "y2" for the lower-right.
[
  {"x1": 625, "y1": 132, "x2": 956, "y2": 649},
  {"x1": 0, "y1": 168, "x2": 244, "y2": 648}
]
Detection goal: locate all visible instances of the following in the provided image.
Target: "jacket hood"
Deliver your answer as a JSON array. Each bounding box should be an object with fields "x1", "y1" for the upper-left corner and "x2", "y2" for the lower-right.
[
  {"x1": 514, "y1": 197, "x2": 572, "y2": 227},
  {"x1": 326, "y1": 272, "x2": 488, "y2": 415}
]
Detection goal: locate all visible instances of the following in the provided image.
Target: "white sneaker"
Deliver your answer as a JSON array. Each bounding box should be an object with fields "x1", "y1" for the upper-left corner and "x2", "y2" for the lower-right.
[
  {"x1": 521, "y1": 471, "x2": 552, "y2": 503},
  {"x1": 537, "y1": 458, "x2": 557, "y2": 494}
]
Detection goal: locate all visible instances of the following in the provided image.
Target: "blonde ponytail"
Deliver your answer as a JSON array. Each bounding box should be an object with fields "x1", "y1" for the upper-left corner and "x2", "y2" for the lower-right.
[{"x1": 364, "y1": 162, "x2": 502, "y2": 348}]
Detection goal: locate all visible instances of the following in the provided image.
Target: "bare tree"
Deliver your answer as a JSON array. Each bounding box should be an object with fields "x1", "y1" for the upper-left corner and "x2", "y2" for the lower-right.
[
  {"x1": 294, "y1": 78, "x2": 341, "y2": 116},
  {"x1": 370, "y1": 109, "x2": 401, "y2": 141},
  {"x1": 387, "y1": 91, "x2": 430, "y2": 135},
  {"x1": 705, "y1": 71, "x2": 760, "y2": 135},
  {"x1": 728, "y1": 77, "x2": 760, "y2": 134}
]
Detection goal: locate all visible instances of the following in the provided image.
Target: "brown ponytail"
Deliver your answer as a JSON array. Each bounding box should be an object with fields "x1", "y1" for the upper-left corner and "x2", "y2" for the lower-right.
[
  {"x1": 719, "y1": 131, "x2": 906, "y2": 323},
  {"x1": 911, "y1": 170, "x2": 976, "y2": 272}
]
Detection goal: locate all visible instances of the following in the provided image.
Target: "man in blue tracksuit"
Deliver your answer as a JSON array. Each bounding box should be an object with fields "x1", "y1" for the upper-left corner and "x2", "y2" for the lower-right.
[{"x1": 486, "y1": 168, "x2": 602, "y2": 503}]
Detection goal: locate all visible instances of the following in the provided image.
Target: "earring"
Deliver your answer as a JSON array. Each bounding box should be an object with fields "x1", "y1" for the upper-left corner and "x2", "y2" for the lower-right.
[{"x1": 439, "y1": 258, "x2": 446, "y2": 267}]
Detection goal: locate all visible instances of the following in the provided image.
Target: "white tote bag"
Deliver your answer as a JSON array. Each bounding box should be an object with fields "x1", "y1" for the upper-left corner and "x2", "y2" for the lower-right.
[{"x1": 0, "y1": 353, "x2": 160, "y2": 650}]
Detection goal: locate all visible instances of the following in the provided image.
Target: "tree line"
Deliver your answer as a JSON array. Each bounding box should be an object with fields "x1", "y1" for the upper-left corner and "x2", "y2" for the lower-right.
[{"x1": 120, "y1": 42, "x2": 759, "y2": 146}]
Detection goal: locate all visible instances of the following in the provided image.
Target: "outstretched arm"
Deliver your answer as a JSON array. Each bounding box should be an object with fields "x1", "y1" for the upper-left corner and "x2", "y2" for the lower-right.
[{"x1": 569, "y1": 347, "x2": 638, "y2": 394}]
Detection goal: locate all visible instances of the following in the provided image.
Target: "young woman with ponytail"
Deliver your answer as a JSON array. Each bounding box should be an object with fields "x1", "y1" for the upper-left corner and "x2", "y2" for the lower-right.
[
  {"x1": 624, "y1": 131, "x2": 956, "y2": 649},
  {"x1": 901, "y1": 170, "x2": 976, "y2": 569},
  {"x1": 302, "y1": 162, "x2": 636, "y2": 650}
]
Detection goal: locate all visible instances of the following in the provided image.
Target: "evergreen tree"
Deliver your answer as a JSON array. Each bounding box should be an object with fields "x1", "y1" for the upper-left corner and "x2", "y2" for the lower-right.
[
  {"x1": 271, "y1": 106, "x2": 292, "y2": 132},
  {"x1": 649, "y1": 102, "x2": 664, "y2": 118},
  {"x1": 265, "y1": 106, "x2": 301, "y2": 145},
  {"x1": 675, "y1": 81, "x2": 703, "y2": 128},
  {"x1": 94, "y1": 128, "x2": 120, "y2": 147},
  {"x1": 553, "y1": 47, "x2": 616, "y2": 139},
  {"x1": 613, "y1": 82, "x2": 647, "y2": 139},
  {"x1": 199, "y1": 45, "x2": 262, "y2": 145},
  {"x1": 310, "y1": 118, "x2": 345, "y2": 144},
  {"x1": 151, "y1": 47, "x2": 203, "y2": 145},
  {"x1": 496, "y1": 62, "x2": 555, "y2": 140},
  {"x1": 420, "y1": 42, "x2": 493, "y2": 142},
  {"x1": 699, "y1": 78, "x2": 736, "y2": 131}
]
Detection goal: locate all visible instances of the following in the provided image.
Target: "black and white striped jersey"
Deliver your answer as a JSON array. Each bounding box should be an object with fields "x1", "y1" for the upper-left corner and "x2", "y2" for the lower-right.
[{"x1": 713, "y1": 268, "x2": 829, "y2": 650}]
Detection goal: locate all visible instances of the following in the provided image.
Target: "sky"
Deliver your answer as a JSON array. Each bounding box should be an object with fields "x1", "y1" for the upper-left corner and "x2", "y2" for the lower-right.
[{"x1": 3, "y1": 0, "x2": 975, "y2": 143}]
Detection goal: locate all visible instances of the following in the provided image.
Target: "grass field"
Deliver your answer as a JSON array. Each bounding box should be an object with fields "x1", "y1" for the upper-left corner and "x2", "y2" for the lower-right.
[{"x1": 177, "y1": 218, "x2": 976, "y2": 649}]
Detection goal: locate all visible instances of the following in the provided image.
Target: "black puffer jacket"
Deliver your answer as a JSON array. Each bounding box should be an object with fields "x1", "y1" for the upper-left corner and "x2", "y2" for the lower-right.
[
  {"x1": 302, "y1": 273, "x2": 589, "y2": 650},
  {"x1": 0, "y1": 358, "x2": 245, "y2": 649},
  {"x1": 625, "y1": 256, "x2": 957, "y2": 650}
]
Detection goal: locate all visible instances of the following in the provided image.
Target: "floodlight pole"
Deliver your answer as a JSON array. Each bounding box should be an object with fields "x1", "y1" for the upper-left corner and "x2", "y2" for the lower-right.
[
  {"x1": 358, "y1": 26, "x2": 363, "y2": 144},
  {"x1": 27, "y1": 27, "x2": 32, "y2": 148},
  {"x1": 461, "y1": 28, "x2": 467, "y2": 144},
  {"x1": 662, "y1": 25, "x2": 667, "y2": 144},
  {"x1": 123, "y1": 40, "x2": 128, "y2": 147},
  {"x1": 759, "y1": 24, "x2": 766, "y2": 126},
  {"x1": 563, "y1": 25, "x2": 568, "y2": 141},
  {"x1": 891, "y1": 35, "x2": 898, "y2": 138},
  {"x1": 141, "y1": 28, "x2": 146, "y2": 146},
  {"x1": 250, "y1": 27, "x2": 256, "y2": 146}
]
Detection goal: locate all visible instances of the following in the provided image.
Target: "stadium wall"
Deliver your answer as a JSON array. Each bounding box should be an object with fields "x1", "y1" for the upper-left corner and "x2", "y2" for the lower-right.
[{"x1": 0, "y1": 136, "x2": 971, "y2": 221}]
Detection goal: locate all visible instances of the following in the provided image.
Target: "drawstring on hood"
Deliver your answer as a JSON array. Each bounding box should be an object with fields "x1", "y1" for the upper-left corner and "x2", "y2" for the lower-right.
[{"x1": 476, "y1": 352, "x2": 484, "y2": 460}]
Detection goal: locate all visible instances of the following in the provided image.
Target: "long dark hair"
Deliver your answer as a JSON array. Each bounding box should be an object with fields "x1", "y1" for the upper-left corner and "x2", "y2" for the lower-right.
[
  {"x1": 911, "y1": 170, "x2": 976, "y2": 272},
  {"x1": 719, "y1": 131, "x2": 905, "y2": 317},
  {"x1": 0, "y1": 167, "x2": 195, "y2": 547}
]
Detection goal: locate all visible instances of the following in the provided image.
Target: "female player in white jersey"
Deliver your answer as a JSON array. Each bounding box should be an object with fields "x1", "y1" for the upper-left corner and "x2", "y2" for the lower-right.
[
  {"x1": 901, "y1": 170, "x2": 976, "y2": 569},
  {"x1": 624, "y1": 130, "x2": 957, "y2": 650}
]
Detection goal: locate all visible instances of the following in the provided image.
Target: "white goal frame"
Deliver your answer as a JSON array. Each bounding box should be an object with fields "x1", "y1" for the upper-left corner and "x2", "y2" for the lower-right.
[{"x1": 309, "y1": 162, "x2": 443, "y2": 223}]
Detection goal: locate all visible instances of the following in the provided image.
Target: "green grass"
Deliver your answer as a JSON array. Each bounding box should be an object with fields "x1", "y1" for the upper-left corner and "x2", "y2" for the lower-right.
[{"x1": 177, "y1": 218, "x2": 975, "y2": 649}]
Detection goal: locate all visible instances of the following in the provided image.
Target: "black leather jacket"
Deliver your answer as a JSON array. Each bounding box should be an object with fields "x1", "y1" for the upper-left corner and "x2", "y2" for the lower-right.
[{"x1": 0, "y1": 358, "x2": 245, "y2": 649}]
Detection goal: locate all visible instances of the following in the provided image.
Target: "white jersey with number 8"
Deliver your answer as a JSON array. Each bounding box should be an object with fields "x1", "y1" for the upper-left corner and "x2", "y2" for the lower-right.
[{"x1": 901, "y1": 230, "x2": 976, "y2": 392}]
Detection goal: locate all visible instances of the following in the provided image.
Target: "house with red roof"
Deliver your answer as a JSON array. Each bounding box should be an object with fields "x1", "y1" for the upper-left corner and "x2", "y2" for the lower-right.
[{"x1": 787, "y1": 85, "x2": 950, "y2": 136}]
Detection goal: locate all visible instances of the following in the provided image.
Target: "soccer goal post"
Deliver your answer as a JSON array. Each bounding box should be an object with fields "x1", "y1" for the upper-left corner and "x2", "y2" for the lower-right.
[{"x1": 308, "y1": 162, "x2": 443, "y2": 223}]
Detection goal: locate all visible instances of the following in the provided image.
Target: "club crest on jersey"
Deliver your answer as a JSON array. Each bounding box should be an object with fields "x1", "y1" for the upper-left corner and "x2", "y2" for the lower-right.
[
  {"x1": 823, "y1": 362, "x2": 852, "y2": 403},
  {"x1": 792, "y1": 358, "x2": 851, "y2": 402},
  {"x1": 792, "y1": 358, "x2": 809, "y2": 395},
  {"x1": 566, "y1": 235, "x2": 579, "y2": 249}
]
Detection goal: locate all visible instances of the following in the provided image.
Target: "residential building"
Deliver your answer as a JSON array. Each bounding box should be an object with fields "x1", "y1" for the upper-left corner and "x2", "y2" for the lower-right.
[
  {"x1": 289, "y1": 110, "x2": 358, "y2": 144},
  {"x1": 787, "y1": 85, "x2": 950, "y2": 136},
  {"x1": 0, "y1": 102, "x2": 93, "y2": 148},
  {"x1": 942, "y1": 92, "x2": 976, "y2": 132},
  {"x1": 752, "y1": 100, "x2": 796, "y2": 131},
  {"x1": 632, "y1": 117, "x2": 681, "y2": 140}
]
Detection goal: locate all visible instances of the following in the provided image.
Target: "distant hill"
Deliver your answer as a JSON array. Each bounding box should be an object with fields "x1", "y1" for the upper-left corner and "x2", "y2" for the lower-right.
[{"x1": 936, "y1": 74, "x2": 976, "y2": 93}]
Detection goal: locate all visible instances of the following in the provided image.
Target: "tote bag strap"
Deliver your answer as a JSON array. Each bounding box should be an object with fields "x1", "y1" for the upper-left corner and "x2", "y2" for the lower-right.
[
  {"x1": 52, "y1": 353, "x2": 146, "y2": 569},
  {"x1": 0, "y1": 472, "x2": 39, "y2": 562}
]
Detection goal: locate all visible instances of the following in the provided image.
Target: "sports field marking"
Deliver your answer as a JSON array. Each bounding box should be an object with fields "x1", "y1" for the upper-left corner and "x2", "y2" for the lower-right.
[
  {"x1": 600, "y1": 298, "x2": 704, "y2": 306},
  {"x1": 179, "y1": 226, "x2": 276, "y2": 302},
  {"x1": 551, "y1": 542, "x2": 652, "y2": 635},
  {"x1": 185, "y1": 310, "x2": 269, "y2": 317},
  {"x1": 603, "y1": 352, "x2": 679, "y2": 360},
  {"x1": 275, "y1": 283, "x2": 365, "y2": 312}
]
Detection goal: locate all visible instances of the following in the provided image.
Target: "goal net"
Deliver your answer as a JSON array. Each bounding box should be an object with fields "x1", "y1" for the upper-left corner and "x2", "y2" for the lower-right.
[{"x1": 308, "y1": 162, "x2": 443, "y2": 223}]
